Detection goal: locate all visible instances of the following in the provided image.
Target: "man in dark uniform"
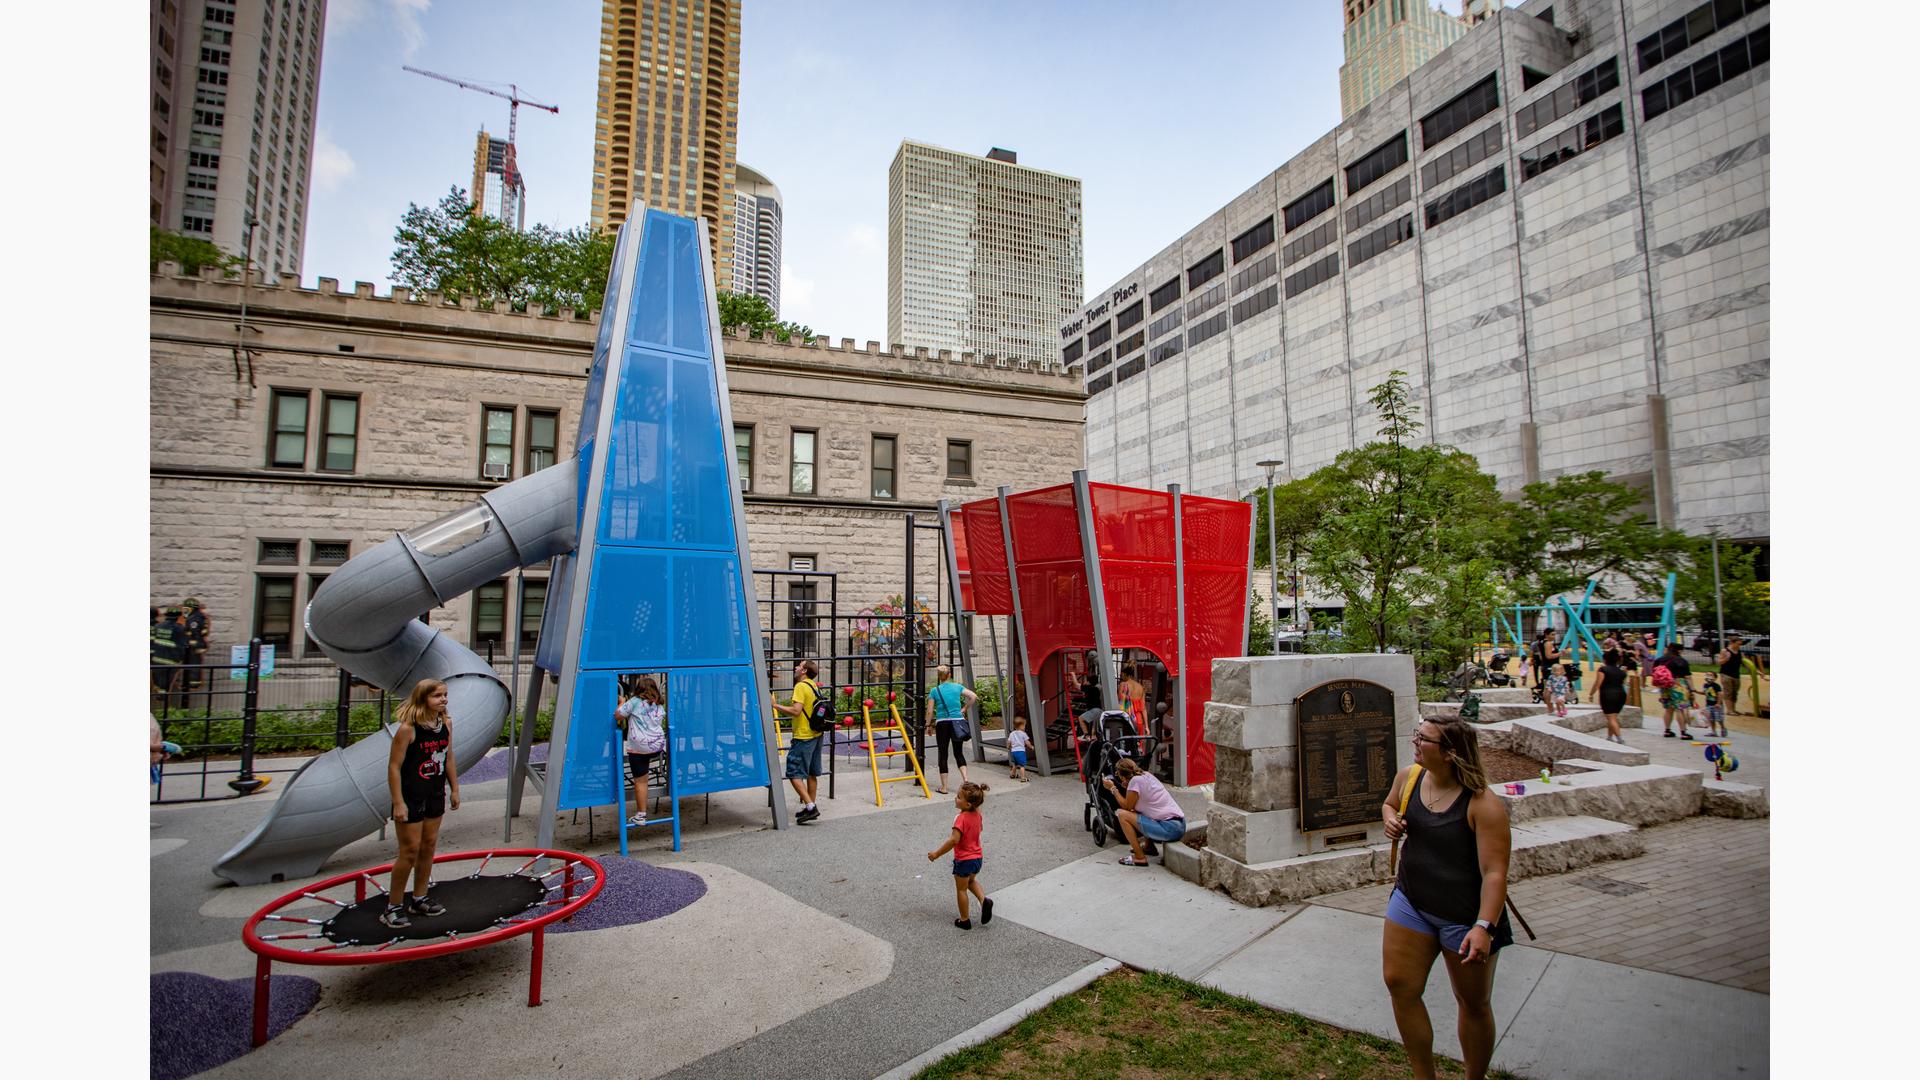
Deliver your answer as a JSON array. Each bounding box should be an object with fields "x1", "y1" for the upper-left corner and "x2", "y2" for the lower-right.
[
  {"x1": 182, "y1": 598, "x2": 211, "y2": 692},
  {"x1": 151, "y1": 606, "x2": 187, "y2": 711}
]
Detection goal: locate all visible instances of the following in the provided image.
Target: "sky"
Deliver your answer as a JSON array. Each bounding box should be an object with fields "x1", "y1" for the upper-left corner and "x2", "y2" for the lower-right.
[{"x1": 306, "y1": 0, "x2": 1491, "y2": 340}]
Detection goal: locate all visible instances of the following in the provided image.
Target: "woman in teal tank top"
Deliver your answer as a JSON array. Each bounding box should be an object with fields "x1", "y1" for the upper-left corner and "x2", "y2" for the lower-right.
[{"x1": 923, "y1": 665, "x2": 979, "y2": 794}]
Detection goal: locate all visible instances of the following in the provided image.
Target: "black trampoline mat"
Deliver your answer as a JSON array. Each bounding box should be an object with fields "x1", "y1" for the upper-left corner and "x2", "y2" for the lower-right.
[{"x1": 324, "y1": 874, "x2": 547, "y2": 945}]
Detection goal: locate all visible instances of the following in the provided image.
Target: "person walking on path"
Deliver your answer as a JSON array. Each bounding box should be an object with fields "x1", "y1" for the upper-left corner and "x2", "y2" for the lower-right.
[
  {"x1": 1104, "y1": 757, "x2": 1186, "y2": 866},
  {"x1": 1006, "y1": 717, "x2": 1031, "y2": 782},
  {"x1": 772, "y1": 660, "x2": 826, "y2": 823},
  {"x1": 1544, "y1": 665, "x2": 1571, "y2": 719},
  {"x1": 926, "y1": 781, "x2": 993, "y2": 929},
  {"x1": 1529, "y1": 630, "x2": 1560, "y2": 692},
  {"x1": 181, "y1": 598, "x2": 211, "y2": 693},
  {"x1": 1381, "y1": 717, "x2": 1514, "y2": 1080},
  {"x1": 1715, "y1": 635, "x2": 1746, "y2": 715},
  {"x1": 923, "y1": 664, "x2": 978, "y2": 795},
  {"x1": 1588, "y1": 649, "x2": 1630, "y2": 743},
  {"x1": 382, "y1": 679, "x2": 460, "y2": 929},
  {"x1": 1652, "y1": 642, "x2": 1697, "y2": 739},
  {"x1": 151, "y1": 606, "x2": 187, "y2": 711}
]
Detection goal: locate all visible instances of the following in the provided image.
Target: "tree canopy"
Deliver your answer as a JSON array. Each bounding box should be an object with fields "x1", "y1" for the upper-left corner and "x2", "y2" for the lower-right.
[
  {"x1": 716, "y1": 290, "x2": 813, "y2": 343},
  {"x1": 151, "y1": 226, "x2": 240, "y2": 277},
  {"x1": 390, "y1": 187, "x2": 615, "y2": 314}
]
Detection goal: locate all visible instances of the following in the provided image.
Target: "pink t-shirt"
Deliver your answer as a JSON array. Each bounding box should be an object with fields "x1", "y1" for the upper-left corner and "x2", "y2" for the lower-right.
[
  {"x1": 952, "y1": 810, "x2": 983, "y2": 861},
  {"x1": 1127, "y1": 773, "x2": 1184, "y2": 821}
]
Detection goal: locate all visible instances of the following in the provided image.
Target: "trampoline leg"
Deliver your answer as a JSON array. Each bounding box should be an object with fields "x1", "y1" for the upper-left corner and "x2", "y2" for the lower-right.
[
  {"x1": 529, "y1": 926, "x2": 545, "y2": 1007},
  {"x1": 251, "y1": 955, "x2": 271, "y2": 1047}
]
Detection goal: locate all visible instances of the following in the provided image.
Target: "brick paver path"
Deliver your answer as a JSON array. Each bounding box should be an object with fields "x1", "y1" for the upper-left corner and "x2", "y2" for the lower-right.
[{"x1": 1314, "y1": 816, "x2": 1770, "y2": 993}]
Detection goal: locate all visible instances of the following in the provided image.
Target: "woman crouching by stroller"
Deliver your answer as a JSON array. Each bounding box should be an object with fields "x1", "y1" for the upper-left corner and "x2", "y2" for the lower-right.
[
  {"x1": 1381, "y1": 717, "x2": 1513, "y2": 1080},
  {"x1": 1102, "y1": 757, "x2": 1185, "y2": 867}
]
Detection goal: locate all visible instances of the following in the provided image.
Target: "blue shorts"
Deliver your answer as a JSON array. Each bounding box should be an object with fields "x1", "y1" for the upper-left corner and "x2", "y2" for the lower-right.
[
  {"x1": 1386, "y1": 887, "x2": 1512, "y2": 954},
  {"x1": 1136, "y1": 815, "x2": 1186, "y2": 843},
  {"x1": 1010, "y1": 750, "x2": 1028, "y2": 767},
  {"x1": 952, "y1": 858, "x2": 982, "y2": 878},
  {"x1": 784, "y1": 735, "x2": 823, "y2": 778}
]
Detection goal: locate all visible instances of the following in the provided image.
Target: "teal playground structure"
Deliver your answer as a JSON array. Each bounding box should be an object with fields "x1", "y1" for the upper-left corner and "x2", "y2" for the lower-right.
[{"x1": 1490, "y1": 573, "x2": 1678, "y2": 665}]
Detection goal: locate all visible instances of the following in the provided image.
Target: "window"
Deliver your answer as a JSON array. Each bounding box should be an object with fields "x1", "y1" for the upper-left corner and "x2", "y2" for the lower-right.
[
  {"x1": 1148, "y1": 276, "x2": 1182, "y2": 314},
  {"x1": 268, "y1": 390, "x2": 308, "y2": 467},
  {"x1": 1087, "y1": 372, "x2": 1114, "y2": 396},
  {"x1": 1115, "y1": 329, "x2": 1146, "y2": 359},
  {"x1": 253, "y1": 575, "x2": 295, "y2": 649},
  {"x1": 947, "y1": 440, "x2": 972, "y2": 479},
  {"x1": 259, "y1": 538, "x2": 299, "y2": 564},
  {"x1": 1086, "y1": 321, "x2": 1112, "y2": 349},
  {"x1": 871, "y1": 435, "x2": 896, "y2": 499},
  {"x1": 1231, "y1": 217, "x2": 1276, "y2": 263},
  {"x1": 1642, "y1": 24, "x2": 1767, "y2": 121},
  {"x1": 320, "y1": 394, "x2": 358, "y2": 472},
  {"x1": 1348, "y1": 214, "x2": 1415, "y2": 268},
  {"x1": 481, "y1": 406, "x2": 514, "y2": 479},
  {"x1": 1638, "y1": 0, "x2": 1766, "y2": 72},
  {"x1": 1115, "y1": 355, "x2": 1147, "y2": 383},
  {"x1": 1186, "y1": 249, "x2": 1225, "y2": 290},
  {"x1": 1419, "y1": 73, "x2": 1500, "y2": 148},
  {"x1": 733, "y1": 424, "x2": 753, "y2": 491},
  {"x1": 519, "y1": 577, "x2": 548, "y2": 646},
  {"x1": 1424, "y1": 166, "x2": 1508, "y2": 229},
  {"x1": 1515, "y1": 58, "x2": 1619, "y2": 138},
  {"x1": 198, "y1": 66, "x2": 228, "y2": 86},
  {"x1": 1085, "y1": 349, "x2": 1112, "y2": 374},
  {"x1": 1149, "y1": 307, "x2": 1183, "y2": 340},
  {"x1": 182, "y1": 214, "x2": 213, "y2": 233},
  {"x1": 1283, "y1": 216, "x2": 1338, "y2": 266},
  {"x1": 1185, "y1": 283, "x2": 1225, "y2": 320},
  {"x1": 1421, "y1": 124, "x2": 1503, "y2": 190},
  {"x1": 1344, "y1": 133, "x2": 1408, "y2": 195},
  {"x1": 310, "y1": 540, "x2": 350, "y2": 565},
  {"x1": 1347, "y1": 174, "x2": 1413, "y2": 232},
  {"x1": 790, "y1": 429, "x2": 816, "y2": 494},
  {"x1": 1283, "y1": 178, "x2": 1336, "y2": 232},
  {"x1": 1232, "y1": 252, "x2": 1277, "y2": 294},
  {"x1": 1522, "y1": 104, "x2": 1626, "y2": 181},
  {"x1": 1232, "y1": 285, "x2": 1280, "y2": 325},
  {"x1": 305, "y1": 574, "x2": 330, "y2": 654},
  {"x1": 1150, "y1": 336, "x2": 1184, "y2": 366},
  {"x1": 1522, "y1": 65, "x2": 1550, "y2": 90},
  {"x1": 189, "y1": 151, "x2": 219, "y2": 170},
  {"x1": 472, "y1": 579, "x2": 508, "y2": 647},
  {"x1": 527, "y1": 410, "x2": 558, "y2": 473},
  {"x1": 1115, "y1": 299, "x2": 1144, "y2": 333},
  {"x1": 1285, "y1": 252, "x2": 1340, "y2": 298},
  {"x1": 1061, "y1": 339, "x2": 1084, "y2": 365},
  {"x1": 1189, "y1": 311, "x2": 1231, "y2": 348}
]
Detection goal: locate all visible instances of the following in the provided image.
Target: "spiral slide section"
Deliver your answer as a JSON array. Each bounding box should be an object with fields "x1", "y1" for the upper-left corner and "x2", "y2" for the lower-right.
[{"x1": 212, "y1": 460, "x2": 580, "y2": 884}]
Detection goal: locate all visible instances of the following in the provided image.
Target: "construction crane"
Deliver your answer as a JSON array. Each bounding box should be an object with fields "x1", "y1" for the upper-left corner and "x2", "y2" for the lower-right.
[{"x1": 401, "y1": 65, "x2": 558, "y2": 149}]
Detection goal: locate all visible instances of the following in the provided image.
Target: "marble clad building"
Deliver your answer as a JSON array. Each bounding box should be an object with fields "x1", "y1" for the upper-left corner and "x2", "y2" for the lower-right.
[
  {"x1": 150, "y1": 267, "x2": 1082, "y2": 662},
  {"x1": 1068, "y1": 0, "x2": 1768, "y2": 548}
]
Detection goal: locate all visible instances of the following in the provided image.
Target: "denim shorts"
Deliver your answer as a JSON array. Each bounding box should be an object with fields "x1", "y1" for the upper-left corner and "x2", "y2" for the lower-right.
[
  {"x1": 1010, "y1": 749, "x2": 1028, "y2": 767},
  {"x1": 784, "y1": 735, "x2": 823, "y2": 778},
  {"x1": 952, "y1": 857, "x2": 982, "y2": 877},
  {"x1": 1136, "y1": 815, "x2": 1186, "y2": 843},
  {"x1": 1386, "y1": 887, "x2": 1512, "y2": 954}
]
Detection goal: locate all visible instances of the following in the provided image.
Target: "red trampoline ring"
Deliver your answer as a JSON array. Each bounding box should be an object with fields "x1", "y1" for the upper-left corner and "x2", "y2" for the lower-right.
[{"x1": 241, "y1": 848, "x2": 605, "y2": 1047}]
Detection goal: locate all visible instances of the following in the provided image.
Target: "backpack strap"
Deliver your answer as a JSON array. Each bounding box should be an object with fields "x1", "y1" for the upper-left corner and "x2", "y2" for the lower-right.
[{"x1": 1398, "y1": 764, "x2": 1424, "y2": 817}]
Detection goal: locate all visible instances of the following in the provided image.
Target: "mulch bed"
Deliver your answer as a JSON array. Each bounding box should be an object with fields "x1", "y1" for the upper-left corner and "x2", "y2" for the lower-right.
[{"x1": 1479, "y1": 746, "x2": 1552, "y2": 784}]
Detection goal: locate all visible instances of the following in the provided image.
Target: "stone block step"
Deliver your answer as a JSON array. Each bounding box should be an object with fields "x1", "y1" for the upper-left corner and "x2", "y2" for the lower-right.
[
  {"x1": 1195, "y1": 814, "x2": 1643, "y2": 907},
  {"x1": 1485, "y1": 716, "x2": 1650, "y2": 767},
  {"x1": 1702, "y1": 778, "x2": 1769, "y2": 818},
  {"x1": 1473, "y1": 687, "x2": 1538, "y2": 703},
  {"x1": 1421, "y1": 701, "x2": 1550, "y2": 723},
  {"x1": 1498, "y1": 763, "x2": 1701, "y2": 827}
]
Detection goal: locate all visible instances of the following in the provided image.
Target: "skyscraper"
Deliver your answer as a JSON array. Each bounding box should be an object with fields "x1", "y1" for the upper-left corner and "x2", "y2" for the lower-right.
[
  {"x1": 887, "y1": 142, "x2": 1083, "y2": 365},
  {"x1": 1339, "y1": 1, "x2": 1494, "y2": 119},
  {"x1": 731, "y1": 162, "x2": 782, "y2": 314},
  {"x1": 150, "y1": 0, "x2": 327, "y2": 282},
  {"x1": 471, "y1": 130, "x2": 528, "y2": 231},
  {"x1": 591, "y1": 0, "x2": 743, "y2": 286}
]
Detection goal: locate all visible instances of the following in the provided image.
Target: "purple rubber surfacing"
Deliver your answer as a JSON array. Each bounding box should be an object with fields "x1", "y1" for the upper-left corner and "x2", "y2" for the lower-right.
[
  {"x1": 458, "y1": 742, "x2": 549, "y2": 785},
  {"x1": 550, "y1": 855, "x2": 706, "y2": 934},
  {"x1": 150, "y1": 971, "x2": 321, "y2": 1080}
]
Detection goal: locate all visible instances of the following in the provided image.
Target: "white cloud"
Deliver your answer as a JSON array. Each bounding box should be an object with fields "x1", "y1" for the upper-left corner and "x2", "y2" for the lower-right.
[
  {"x1": 313, "y1": 129, "x2": 357, "y2": 193},
  {"x1": 845, "y1": 223, "x2": 882, "y2": 256},
  {"x1": 781, "y1": 264, "x2": 817, "y2": 314},
  {"x1": 324, "y1": 0, "x2": 428, "y2": 60},
  {"x1": 390, "y1": 0, "x2": 431, "y2": 61}
]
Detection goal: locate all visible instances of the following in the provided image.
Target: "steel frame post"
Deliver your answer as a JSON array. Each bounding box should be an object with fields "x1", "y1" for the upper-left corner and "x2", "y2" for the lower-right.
[
  {"x1": 997, "y1": 486, "x2": 1050, "y2": 775},
  {"x1": 1073, "y1": 470, "x2": 1119, "y2": 710},
  {"x1": 938, "y1": 500, "x2": 986, "y2": 761},
  {"x1": 1170, "y1": 484, "x2": 1189, "y2": 787}
]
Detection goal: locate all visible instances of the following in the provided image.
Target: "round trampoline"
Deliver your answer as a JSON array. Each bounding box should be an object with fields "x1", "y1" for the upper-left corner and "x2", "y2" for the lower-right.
[{"x1": 241, "y1": 848, "x2": 604, "y2": 1047}]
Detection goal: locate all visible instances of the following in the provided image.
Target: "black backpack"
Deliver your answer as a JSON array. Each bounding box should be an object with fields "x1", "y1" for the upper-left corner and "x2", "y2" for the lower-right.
[{"x1": 804, "y1": 680, "x2": 834, "y2": 730}]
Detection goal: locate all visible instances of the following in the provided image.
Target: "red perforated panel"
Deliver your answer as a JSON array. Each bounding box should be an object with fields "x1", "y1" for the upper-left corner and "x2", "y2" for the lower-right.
[
  {"x1": 1177, "y1": 493, "x2": 1253, "y2": 784},
  {"x1": 949, "y1": 507, "x2": 975, "y2": 613},
  {"x1": 1006, "y1": 485, "x2": 1091, "y2": 673},
  {"x1": 958, "y1": 499, "x2": 1012, "y2": 616},
  {"x1": 1088, "y1": 483, "x2": 1179, "y2": 673}
]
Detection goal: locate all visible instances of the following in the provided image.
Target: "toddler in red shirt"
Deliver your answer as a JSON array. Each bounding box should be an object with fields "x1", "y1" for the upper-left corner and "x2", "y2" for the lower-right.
[{"x1": 927, "y1": 781, "x2": 992, "y2": 928}]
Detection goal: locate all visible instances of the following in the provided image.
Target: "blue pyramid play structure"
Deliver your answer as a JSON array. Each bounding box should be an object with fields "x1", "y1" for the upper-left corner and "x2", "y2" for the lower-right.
[{"x1": 537, "y1": 209, "x2": 786, "y2": 849}]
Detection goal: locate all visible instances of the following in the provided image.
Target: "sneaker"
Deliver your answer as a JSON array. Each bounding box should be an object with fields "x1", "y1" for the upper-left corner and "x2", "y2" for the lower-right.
[
  {"x1": 407, "y1": 895, "x2": 445, "y2": 917},
  {"x1": 628, "y1": 813, "x2": 648, "y2": 826},
  {"x1": 379, "y1": 905, "x2": 411, "y2": 929},
  {"x1": 980, "y1": 898, "x2": 994, "y2": 925},
  {"x1": 953, "y1": 918, "x2": 972, "y2": 929},
  {"x1": 1663, "y1": 731, "x2": 1676, "y2": 738},
  {"x1": 1679, "y1": 731, "x2": 1693, "y2": 740},
  {"x1": 796, "y1": 805, "x2": 820, "y2": 824}
]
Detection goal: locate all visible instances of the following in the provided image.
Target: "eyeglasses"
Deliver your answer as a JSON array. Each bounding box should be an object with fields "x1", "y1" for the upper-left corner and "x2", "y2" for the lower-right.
[{"x1": 1411, "y1": 734, "x2": 1440, "y2": 746}]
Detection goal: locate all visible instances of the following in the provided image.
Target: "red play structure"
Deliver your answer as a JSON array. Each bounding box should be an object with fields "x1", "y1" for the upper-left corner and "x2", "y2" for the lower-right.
[{"x1": 951, "y1": 472, "x2": 1251, "y2": 785}]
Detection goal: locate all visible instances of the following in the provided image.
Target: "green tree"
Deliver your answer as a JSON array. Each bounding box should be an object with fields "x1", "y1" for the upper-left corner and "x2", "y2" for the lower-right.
[
  {"x1": 1250, "y1": 473, "x2": 1333, "y2": 625},
  {"x1": 717, "y1": 290, "x2": 814, "y2": 343},
  {"x1": 151, "y1": 226, "x2": 240, "y2": 277},
  {"x1": 1496, "y1": 471, "x2": 1694, "y2": 601},
  {"x1": 390, "y1": 187, "x2": 614, "y2": 314},
  {"x1": 1674, "y1": 539, "x2": 1769, "y2": 633}
]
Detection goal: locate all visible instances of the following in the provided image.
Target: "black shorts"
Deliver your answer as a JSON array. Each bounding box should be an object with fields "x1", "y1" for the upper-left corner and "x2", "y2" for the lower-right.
[
  {"x1": 627, "y1": 752, "x2": 657, "y2": 781},
  {"x1": 401, "y1": 787, "x2": 446, "y2": 822}
]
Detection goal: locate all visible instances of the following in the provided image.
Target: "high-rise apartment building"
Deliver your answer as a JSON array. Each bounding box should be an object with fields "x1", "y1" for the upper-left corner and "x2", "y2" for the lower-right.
[
  {"x1": 731, "y1": 162, "x2": 782, "y2": 314},
  {"x1": 471, "y1": 130, "x2": 528, "y2": 231},
  {"x1": 150, "y1": 0, "x2": 327, "y2": 282},
  {"x1": 591, "y1": 0, "x2": 743, "y2": 285},
  {"x1": 888, "y1": 142, "x2": 1084, "y2": 365},
  {"x1": 1340, "y1": 1, "x2": 1496, "y2": 119}
]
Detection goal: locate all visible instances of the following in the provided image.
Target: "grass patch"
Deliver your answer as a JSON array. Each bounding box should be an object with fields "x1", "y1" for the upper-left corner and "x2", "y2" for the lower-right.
[{"x1": 913, "y1": 967, "x2": 1519, "y2": 1080}]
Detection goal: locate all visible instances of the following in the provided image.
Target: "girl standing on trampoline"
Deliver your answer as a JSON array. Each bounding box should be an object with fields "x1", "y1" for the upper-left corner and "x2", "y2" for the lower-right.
[{"x1": 382, "y1": 679, "x2": 461, "y2": 929}]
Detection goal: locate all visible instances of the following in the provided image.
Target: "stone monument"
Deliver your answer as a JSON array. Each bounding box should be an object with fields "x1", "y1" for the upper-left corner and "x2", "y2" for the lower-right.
[{"x1": 1198, "y1": 653, "x2": 1420, "y2": 906}]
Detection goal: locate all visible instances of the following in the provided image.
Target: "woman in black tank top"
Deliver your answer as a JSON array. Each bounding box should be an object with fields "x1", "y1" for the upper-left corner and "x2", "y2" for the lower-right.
[
  {"x1": 382, "y1": 679, "x2": 462, "y2": 930},
  {"x1": 1381, "y1": 717, "x2": 1512, "y2": 1080}
]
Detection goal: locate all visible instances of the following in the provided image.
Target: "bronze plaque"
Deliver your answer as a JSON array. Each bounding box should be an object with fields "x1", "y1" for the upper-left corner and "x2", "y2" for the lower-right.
[{"x1": 1295, "y1": 678, "x2": 1398, "y2": 833}]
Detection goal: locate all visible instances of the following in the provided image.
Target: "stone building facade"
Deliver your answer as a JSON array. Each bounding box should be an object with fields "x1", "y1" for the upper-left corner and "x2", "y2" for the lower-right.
[
  {"x1": 1071, "y1": 0, "x2": 1768, "y2": 554},
  {"x1": 150, "y1": 267, "x2": 1083, "y2": 662}
]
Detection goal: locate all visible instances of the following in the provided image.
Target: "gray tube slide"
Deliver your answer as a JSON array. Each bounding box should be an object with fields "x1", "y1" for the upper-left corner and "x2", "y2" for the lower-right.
[{"x1": 212, "y1": 461, "x2": 580, "y2": 884}]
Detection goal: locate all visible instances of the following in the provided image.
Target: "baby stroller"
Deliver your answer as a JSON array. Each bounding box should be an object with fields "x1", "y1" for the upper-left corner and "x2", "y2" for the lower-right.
[
  {"x1": 1486, "y1": 651, "x2": 1513, "y2": 687},
  {"x1": 1080, "y1": 710, "x2": 1159, "y2": 849}
]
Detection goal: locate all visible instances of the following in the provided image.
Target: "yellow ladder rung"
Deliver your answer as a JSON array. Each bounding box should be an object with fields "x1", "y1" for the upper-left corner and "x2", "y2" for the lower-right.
[
  {"x1": 880, "y1": 775, "x2": 920, "y2": 784},
  {"x1": 862, "y1": 702, "x2": 932, "y2": 807}
]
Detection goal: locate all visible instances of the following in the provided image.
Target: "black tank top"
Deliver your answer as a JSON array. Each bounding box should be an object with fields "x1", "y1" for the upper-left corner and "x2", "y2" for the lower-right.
[
  {"x1": 401, "y1": 719, "x2": 451, "y2": 800},
  {"x1": 1395, "y1": 771, "x2": 1485, "y2": 923}
]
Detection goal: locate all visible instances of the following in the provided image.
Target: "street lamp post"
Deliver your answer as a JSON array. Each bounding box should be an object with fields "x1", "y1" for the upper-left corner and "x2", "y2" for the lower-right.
[{"x1": 1256, "y1": 459, "x2": 1284, "y2": 654}]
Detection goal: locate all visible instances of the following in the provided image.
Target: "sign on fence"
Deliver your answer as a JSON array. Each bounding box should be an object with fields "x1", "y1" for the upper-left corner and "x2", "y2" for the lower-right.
[{"x1": 228, "y1": 644, "x2": 276, "y2": 679}]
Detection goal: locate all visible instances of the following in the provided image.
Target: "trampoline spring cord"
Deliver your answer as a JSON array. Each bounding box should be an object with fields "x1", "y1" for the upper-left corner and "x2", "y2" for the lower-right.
[
  {"x1": 262, "y1": 914, "x2": 328, "y2": 925},
  {"x1": 258, "y1": 932, "x2": 323, "y2": 941},
  {"x1": 470, "y1": 854, "x2": 495, "y2": 878},
  {"x1": 300, "y1": 891, "x2": 353, "y2": 908}
]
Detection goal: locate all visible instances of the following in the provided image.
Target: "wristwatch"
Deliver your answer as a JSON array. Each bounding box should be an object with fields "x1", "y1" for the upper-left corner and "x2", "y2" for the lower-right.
[{"x1": 1472, "y1": 918, "x2": 1494, "y2": 933}]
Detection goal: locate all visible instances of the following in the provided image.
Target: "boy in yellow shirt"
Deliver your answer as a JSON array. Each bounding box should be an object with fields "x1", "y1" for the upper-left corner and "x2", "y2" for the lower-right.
[{"x1": 772, "y1": 660, "x2": 826, "y2": 823}]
